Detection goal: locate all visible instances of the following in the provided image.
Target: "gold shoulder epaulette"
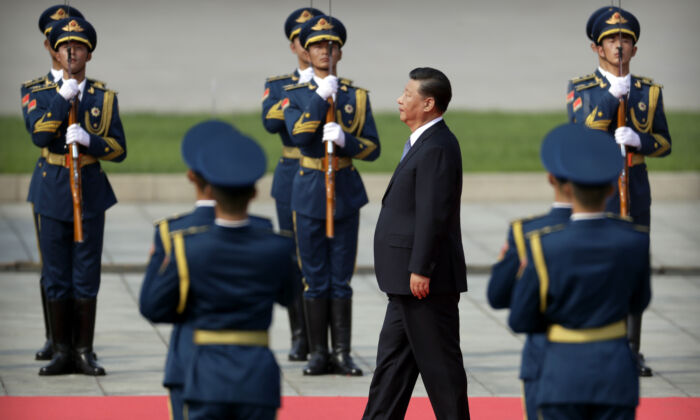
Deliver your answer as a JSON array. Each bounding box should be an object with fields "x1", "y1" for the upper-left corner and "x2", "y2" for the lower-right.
[
  {"x1": 169, "y1": 225, "x2": 209, "y2": 237},
  {"x1": 604, "y1": 212, "x2": 634, "y2": 222},
  {"x1": 525, "y1": 223, "x2": 566, "y2": 238},
  {"x1": 339, "y1": 78, "x2": 353, "y2": 85},
  {"x1": 575, "y1": 80, "x2": 600, "y2": 92},
  {"x1": 152, "y1": 211, "x2": 191, "y2": 227},
  {"x1": 31, "y1": 83, "x2": 58, "y2": 93},
  {"x1": 634, "y1": 224, "x2": 650, "y2": 233},
  {"x1": 632, "y1": 75, "x2": 661, "y2": 88},
  {"x1": 23, "y1": 75, "x2": 48, "y2": 88},
  {"x1": 87, "y1": 78, "x2": 107, "y2": 89},
  {"x1": 267, "y1": 73, "x2": 296, "y2": 82},
  {"x1": 510, "y1": 212, "x2": 548, "y2": 226},
  {"x1": 284, "y1": 82, "x2": 311, "y2": 91},
  {"x1": 570, "y1": 73, "x2": 596, "y2": 84}
]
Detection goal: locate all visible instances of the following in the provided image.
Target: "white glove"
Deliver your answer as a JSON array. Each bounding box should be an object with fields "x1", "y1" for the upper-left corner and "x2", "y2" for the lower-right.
[
  {"x1": 59, "y1": 78, "x2": 80, "y2": 101},
  {"x1": 298, "y1": 67, "x2": 314, "y2": 84},
  {"x1": 615, "y1": 126, "x2": 641, "y2": 150},
  {"x1": 608, "y1": 77, "x2": 629, "y2": 99},
  {"x1": 315, "y1": 75, "x2": 338, "y2": 100},
  {"x1": 66, "y1": 123, "x2": 91, "y2": 147},
  {"x1": 322, "y1": 122, "x2": 345, "y2": 148}
]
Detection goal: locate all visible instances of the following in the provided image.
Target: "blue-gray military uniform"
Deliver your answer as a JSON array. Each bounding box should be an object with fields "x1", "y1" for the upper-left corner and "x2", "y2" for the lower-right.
[
  {"x1": 140, "y1": 121, "x2": 298, "y2": 420},
  {"x1": 20, "y1": 4, "x2": 86, "y2": 363},
  {"x1": 281, "y1": 15, "x2": 379, "y2": 376},
  {"x1": 487, "y1": 206, "x2": 571, "y2": 420},
  {"x1": 259, "y1": 6, "x2": 324, "y2": 363},
  {"x1": 567, "y1": 7, "x2": 671, "y2": 227},
  {"x1": 508, "y1": 124, "x2": 652, "y2": 420},
  {"x1": 27, "y1": 17, "x2": 123, "y2": 377}
]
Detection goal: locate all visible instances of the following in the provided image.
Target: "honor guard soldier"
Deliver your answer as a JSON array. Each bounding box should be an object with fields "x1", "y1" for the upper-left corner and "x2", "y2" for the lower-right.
[
  {"x1": 20, "y1": 4, "x2": 85, "y2": 363},
  {"x1": 487, "y1": 140, "x2": 573, "y2": 420},
  {"x1": 567, "y1": 6, "x2": 667, "y2": 376},
  {"x1": 509, "y1": 124, "x2": 651, "y2": 420},
  {"x1": 26, "y1": 17, "x2": 126, "y2": 376},
  {"x1": 140, "y1": 121, "x2": 299, "y2": 420},
  {"x1": 282, "y1": 15, "x2": 380, "y2": 376},
  {"x1": 261, "y1": 6, "x2": 323, "y2": 363}
]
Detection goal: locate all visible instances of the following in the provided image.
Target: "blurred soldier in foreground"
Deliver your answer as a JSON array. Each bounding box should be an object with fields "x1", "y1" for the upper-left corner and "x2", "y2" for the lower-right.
[
  {"x1": 27, "y1": 17, "x2": 126, "y2": 376},
  {"x1": 567, "y1": 5, "x2": 669, "y2": 377},
  {"x1": 282, "y1": 15, "x2": 380, "y2": 376},
  {"x1": 140, "y1": 121, "x2": 298, "y2": 420},
  {"x1": 261, "y1": 6, "x2": 323, "y2": 363},
  {"x1": 487, "y1": 134, "x2": 573, "y2": 419},
  {"x1": 509, "y1": 124, "x2": 651, "y2": 420}
]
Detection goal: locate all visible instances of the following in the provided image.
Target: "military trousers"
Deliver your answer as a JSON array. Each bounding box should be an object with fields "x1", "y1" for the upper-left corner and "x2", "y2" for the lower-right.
[
  {"x1": 185, "y1": 401, "x2": 276, "y2": 420},
  {"x1": 38, "y1": 213, "x2": 104, "y2": 299},
  {"x1": 293, "y1": 211, "x2": 359, "y2": 299}
]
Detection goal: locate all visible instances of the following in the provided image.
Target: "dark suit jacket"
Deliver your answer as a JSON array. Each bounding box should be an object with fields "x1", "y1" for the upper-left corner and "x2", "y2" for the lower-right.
[{"x1": 374, "y1": 120, "x2": 467, "y2": 295}]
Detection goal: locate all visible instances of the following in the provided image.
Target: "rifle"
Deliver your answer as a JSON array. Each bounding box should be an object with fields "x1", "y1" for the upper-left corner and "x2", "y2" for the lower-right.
[
  {"x1": 615, "y1": 1, "x2": 631, "y2": 217},
  {"x1": 65, "y1": 3, "x2": 84, "y2": 242},
  {"x1": 324, "y1": 4, "x2": 336, "y2": 238}
]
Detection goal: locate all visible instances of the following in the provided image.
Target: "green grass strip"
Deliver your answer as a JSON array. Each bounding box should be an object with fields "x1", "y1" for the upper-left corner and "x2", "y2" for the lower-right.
[{"x1": 2, "y1": 111, "x2": 697, "y2": 173}]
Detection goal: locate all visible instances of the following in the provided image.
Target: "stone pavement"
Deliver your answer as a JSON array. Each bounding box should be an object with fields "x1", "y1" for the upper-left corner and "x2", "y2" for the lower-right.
[{"x1": 1, "y1": 185, "x2": 699, "y2": 398}]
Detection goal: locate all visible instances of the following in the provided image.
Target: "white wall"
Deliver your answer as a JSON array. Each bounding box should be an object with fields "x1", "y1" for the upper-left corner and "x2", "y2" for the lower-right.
[{"x1": 2, "y1": 0, "x2": 698, "y2": 114}]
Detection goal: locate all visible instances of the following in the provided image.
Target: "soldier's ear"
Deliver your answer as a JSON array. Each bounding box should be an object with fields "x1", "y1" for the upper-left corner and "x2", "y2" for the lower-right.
[
  {"x1": 631, "y1": 45, "x2": 637, "y2": 59},
  {"x1": 337, "y1": 48, "x2": 342, "y2": 62},
  {"x1": 86, "y1": 52, "x2": 92, "y2": 63}
]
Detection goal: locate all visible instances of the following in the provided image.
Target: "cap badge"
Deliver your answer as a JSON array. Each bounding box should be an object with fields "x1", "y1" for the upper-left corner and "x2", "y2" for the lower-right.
[
  {"x1": 605, "y1": 12, "x2": 628, "y2": 25},
  {"x1": 311, "y1": 18, "x2": 334, "y2": 31},
  {"x1": 296, "y1": 10, "x2": 314, "y2": 23},
  {"x1": 62, "y1": 20, "x2": 85, "y2": 32},
  {"x1": 50, "y1": 8, "x2": 67, "y2": 20}
]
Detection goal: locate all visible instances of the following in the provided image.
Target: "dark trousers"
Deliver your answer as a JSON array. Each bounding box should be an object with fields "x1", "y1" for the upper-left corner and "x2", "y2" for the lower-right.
[
  {"x1": 168, "y1": 386, "x2": 185, "y2": 420},
  {"x1": 523, "y1": 379, "x2": 537, "y2": 420},
  {"x1": 293, "y1": 212, "x2": 359, "y2": 299},
  {"x1": 38, "y1": 213, "x2": 104, "y2": 299},
  {"x1": 364, "y1": 294, "x2": 469, "y2": 420},
  {"x1": 186, "y1": 401, "x2": 276, "y2": 420},
  {"x1": 539, "y1": 404, "x2": 635, "y2": 420}
]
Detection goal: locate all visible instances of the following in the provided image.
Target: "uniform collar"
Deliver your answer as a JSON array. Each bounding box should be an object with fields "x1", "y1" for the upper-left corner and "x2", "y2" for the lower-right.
[
  {"x1": 215, "y1": 218, "x2": 250, "y2": 228},
  {"x1": 598, "y1": 66, "x2": 630, "y2": 88},
  {"x1": 551, "y1": 202, "x2": 572, "y2": 209},
  {"x1": 50, "y1": 68, "x2": 63, "y2": 82},
  {"x1": 570, "y1": 212, "x2": 606, "y2": 221},
  {"x1": 195, "y1": 200, "x2": 216, "y2": 207}
]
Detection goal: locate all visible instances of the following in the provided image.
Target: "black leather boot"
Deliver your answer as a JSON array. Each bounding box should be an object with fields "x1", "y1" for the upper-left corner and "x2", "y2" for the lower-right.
[
  {"x1": 35, "y1": 283, "x2": 53, "y2": 361},
  {"x1": 73, "y1": 298, "x2": 106, "y2": 376},
  {"x1": 39, "y1": 299, "x2": 73, "y2": 375},
  {"x1": 288, "y1": 295, "x2": 309, "y2": 361},
  {"x1": 628, "y1": 313, "x2": 652, "y2": 377},
  {"x1": 302, "y1": 298, "x2": 330, "y2": 375},
  {"x1": 329, "y1": 298, "x2": 363, "y2": 376}
]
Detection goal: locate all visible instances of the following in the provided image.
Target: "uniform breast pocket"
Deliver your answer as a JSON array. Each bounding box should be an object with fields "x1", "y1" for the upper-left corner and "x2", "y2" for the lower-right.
[{"x1": 387, "y1": 234, "x2": 413, "y2": 249}]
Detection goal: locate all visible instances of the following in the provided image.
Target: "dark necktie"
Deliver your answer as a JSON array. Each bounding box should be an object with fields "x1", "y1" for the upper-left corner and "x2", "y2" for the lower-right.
[{"x1": 400, "y1": 138, "x2": 412, "y2": 162}]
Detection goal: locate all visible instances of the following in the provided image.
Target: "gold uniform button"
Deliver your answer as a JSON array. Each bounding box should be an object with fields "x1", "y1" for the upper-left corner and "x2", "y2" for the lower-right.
[
  {"x1": 104, "y1": 147, "x2": 110, "y2": 152},
  {"x1": 42, "y1": 171, "x2": 47, "y2": 177},
  {"x1": 38, "y1": 162, "x2": 43, "y2": 168},
  {"x1": 299, "y1": 170, "x2": 304, "y2": 175},
  {"x1": 47, "y1": 112, "x2": 52, "y2": 118}
]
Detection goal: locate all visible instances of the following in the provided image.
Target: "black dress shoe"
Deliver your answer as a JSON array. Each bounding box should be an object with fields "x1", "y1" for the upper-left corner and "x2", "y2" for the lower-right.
[
  {"x1": 303, "y1": 353, "x2": 330, "y2": 375},
  {"x1": 330, "y1": 352, "x2": 363, "y2": 376},
  {"x1": 39, "y1": 351, "x2": 74, "y2": 375},
  {"x1": 638, "y1": 353, "x2": 653, "y2": 377},
  {"x1": 35, "y1": 340, "x2": 53, "y2": 361},
  {"x1": 74, "y1": 350, "x2": 106, "y2": 376}
]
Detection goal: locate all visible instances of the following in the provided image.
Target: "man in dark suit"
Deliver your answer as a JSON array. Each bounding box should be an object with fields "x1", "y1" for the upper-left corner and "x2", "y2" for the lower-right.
[{"x1": 363, "y1": 67, "x2": 470, "y2": 420}]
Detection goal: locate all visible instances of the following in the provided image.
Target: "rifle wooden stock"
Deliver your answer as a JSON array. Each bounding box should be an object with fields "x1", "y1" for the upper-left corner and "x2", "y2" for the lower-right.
[
  {"x1": 325, "y1": 98, "x2": 336, "y2": 238},
  {"x1": 617, "y1": 98, "x2": 631, "y2": 217},
  {"x1": 68, "y1": 98, "x2": 84, "y2": 242}
]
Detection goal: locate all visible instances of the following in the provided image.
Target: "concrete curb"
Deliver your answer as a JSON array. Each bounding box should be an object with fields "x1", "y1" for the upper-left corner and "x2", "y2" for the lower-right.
[{"x1": 1, "y1": 172, "x2": 699, "y2": 203}]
